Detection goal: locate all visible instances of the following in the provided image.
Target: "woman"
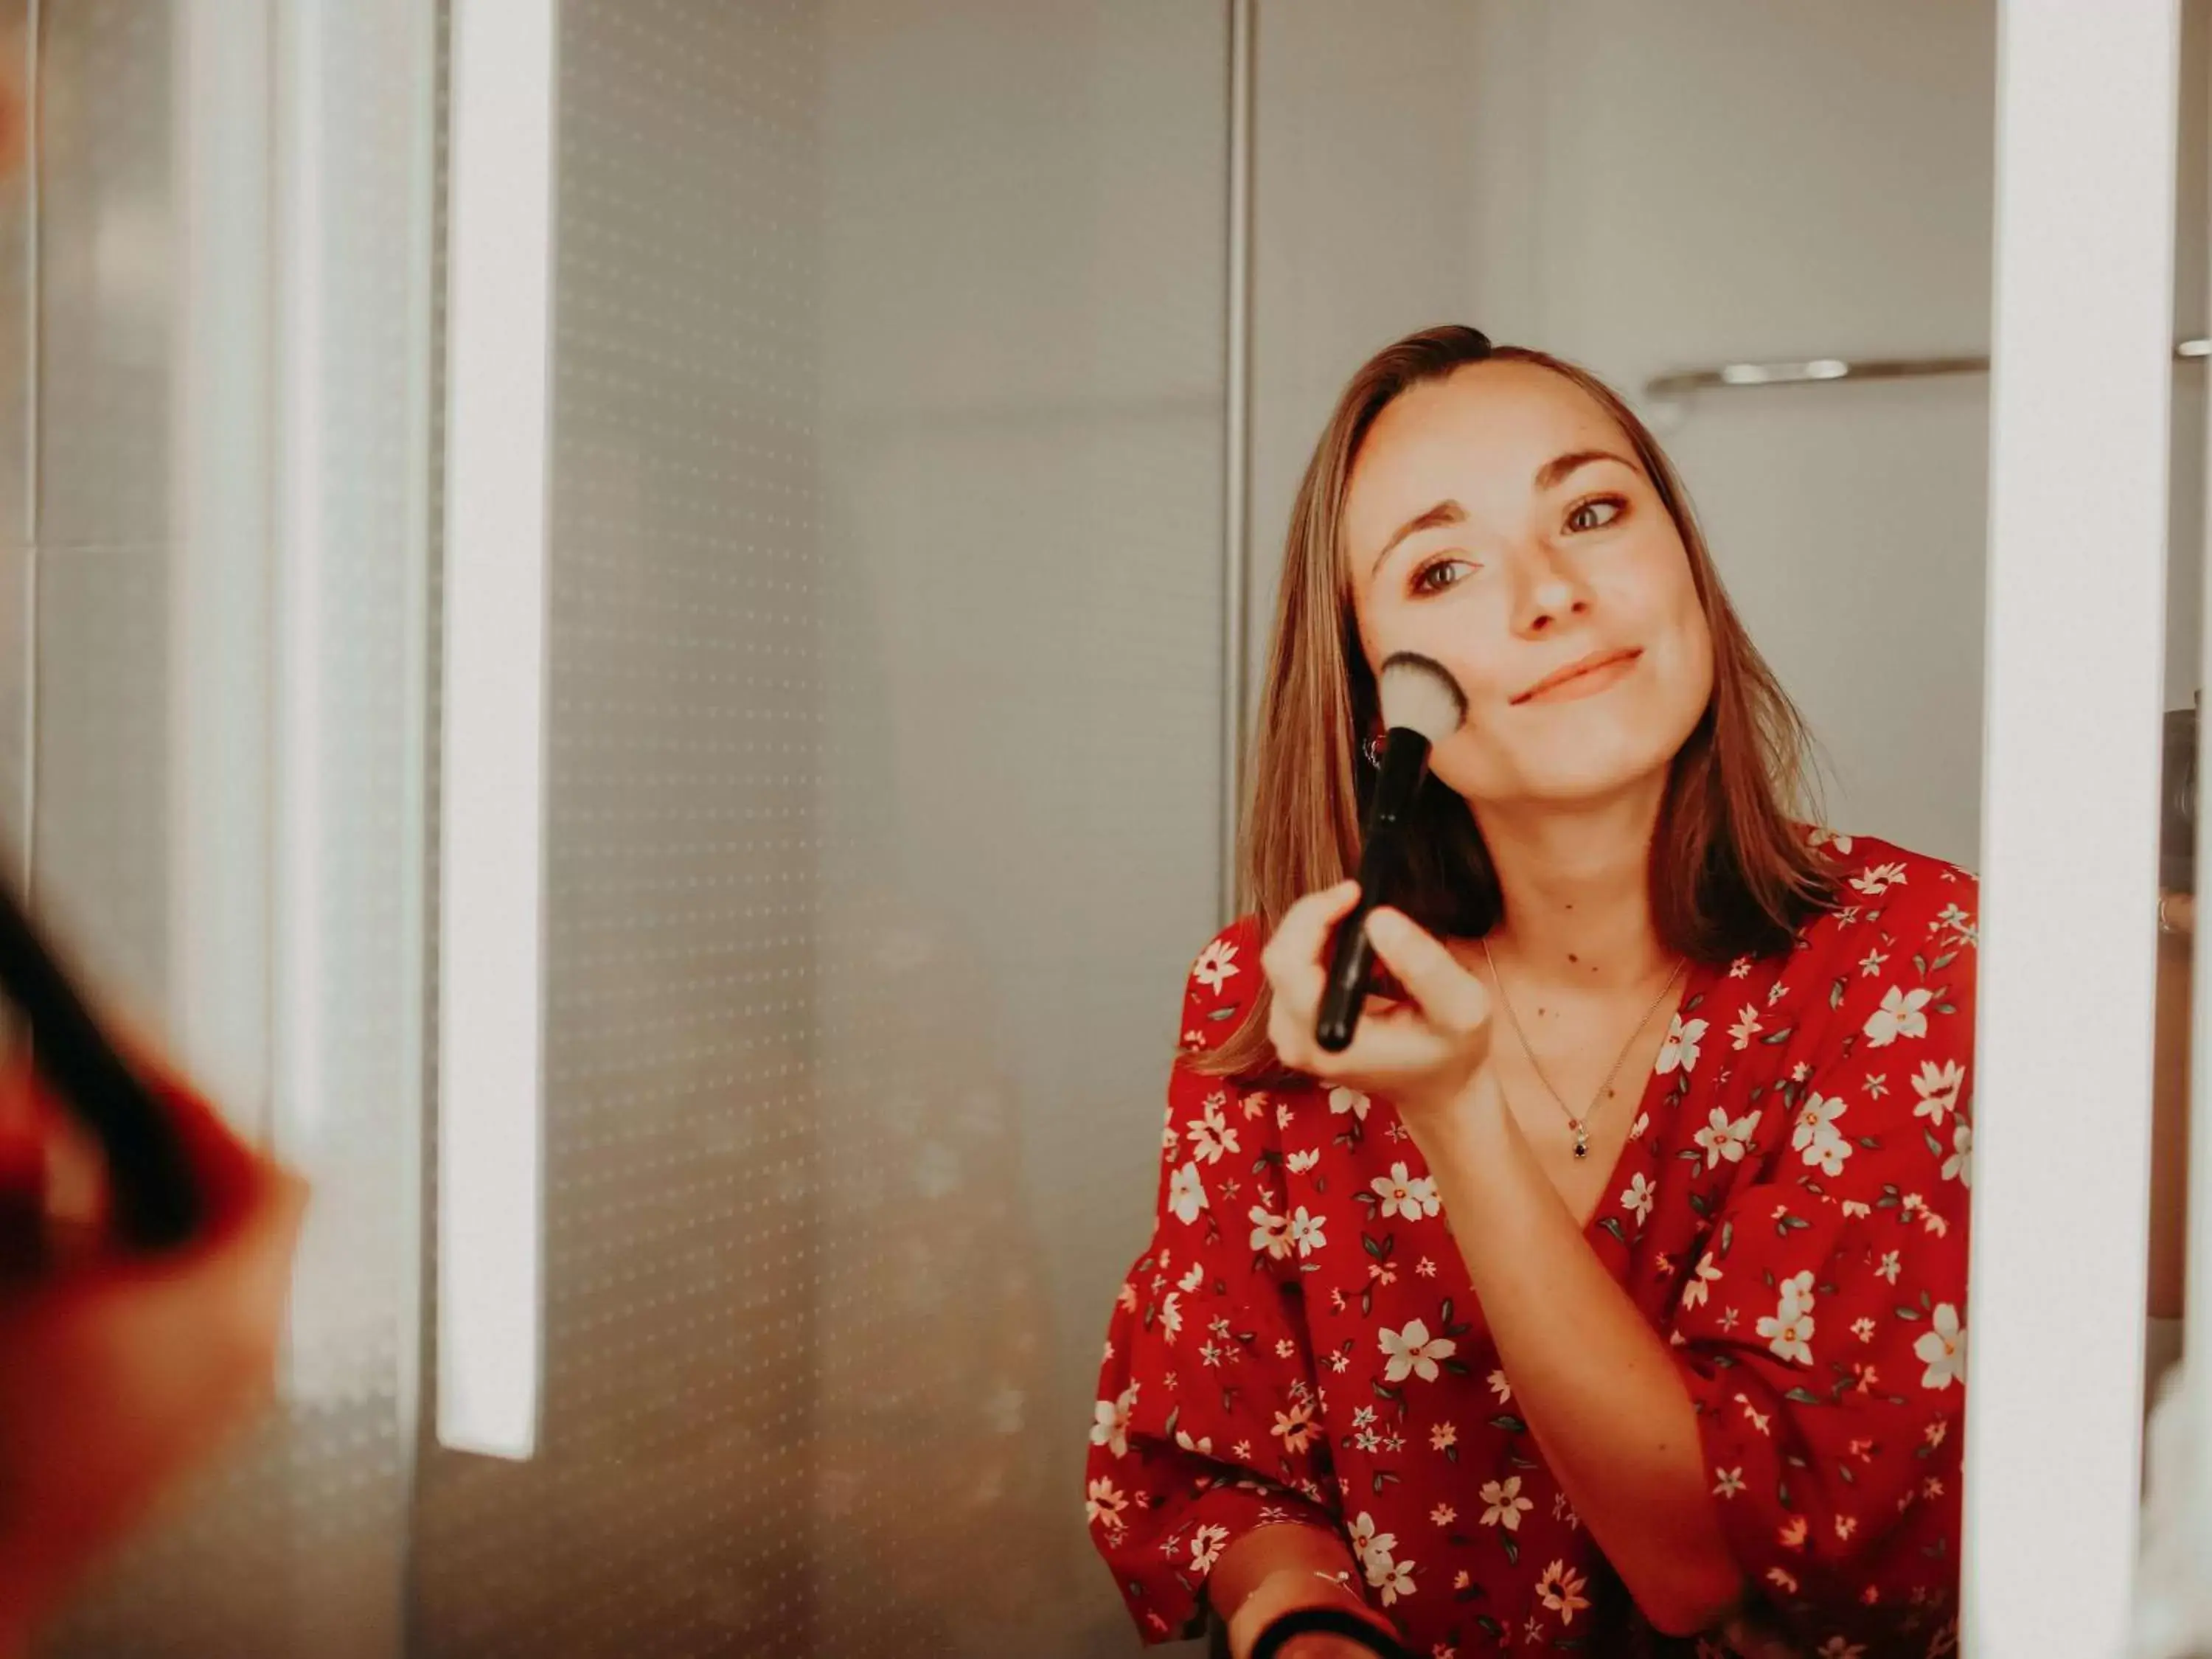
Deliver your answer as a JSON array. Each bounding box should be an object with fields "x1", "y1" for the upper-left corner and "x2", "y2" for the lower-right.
[{"x1": 1086, "y1": 327, "x2": 1972, "y2": 1658}]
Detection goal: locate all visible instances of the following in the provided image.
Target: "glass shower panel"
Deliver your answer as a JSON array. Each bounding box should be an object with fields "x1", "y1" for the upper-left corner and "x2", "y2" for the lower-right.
[
  {"x1": 407, "y1": 6, "x2": 1226, "y2": 1658},
  {"x1": 29, "y1": 2, "x2": 437, "y2": 1655}
]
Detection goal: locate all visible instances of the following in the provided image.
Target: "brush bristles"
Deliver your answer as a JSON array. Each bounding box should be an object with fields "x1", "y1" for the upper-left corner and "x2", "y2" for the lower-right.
[{"x1": 1377, "y1": 651, "x2": 1467, "y2": 743}]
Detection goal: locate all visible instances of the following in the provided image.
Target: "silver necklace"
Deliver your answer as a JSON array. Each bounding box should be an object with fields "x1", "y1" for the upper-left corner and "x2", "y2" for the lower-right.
[{"x1": 1479, "y1": 938, "x2": 1687, "y2": 1161}]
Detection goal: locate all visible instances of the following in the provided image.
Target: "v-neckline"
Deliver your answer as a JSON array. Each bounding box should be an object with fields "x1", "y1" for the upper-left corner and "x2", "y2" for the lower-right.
[{"x1": 1565, "y1": 954, "x2": 1714, "y2": 1239}]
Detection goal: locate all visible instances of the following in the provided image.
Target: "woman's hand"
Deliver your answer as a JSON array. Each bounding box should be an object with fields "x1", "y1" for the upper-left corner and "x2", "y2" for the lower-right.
[
  {"x1": 1260, "y1": 881, "x2": 1495, "y2": 1121},
  {"x1": 0, "y1": 1058, "x2": 307, "y2": 1652}
]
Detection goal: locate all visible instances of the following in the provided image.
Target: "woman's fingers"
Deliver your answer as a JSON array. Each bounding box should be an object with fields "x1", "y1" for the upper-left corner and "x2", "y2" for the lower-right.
[{"x1": 1363, "y1": 907, "x2": 1489, "y2": 1037}]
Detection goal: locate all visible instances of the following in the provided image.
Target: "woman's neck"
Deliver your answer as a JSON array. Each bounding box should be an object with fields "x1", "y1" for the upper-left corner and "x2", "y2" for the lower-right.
[{"x1": 1475, "y1": 785, "x2": 1672, "y2": 992}]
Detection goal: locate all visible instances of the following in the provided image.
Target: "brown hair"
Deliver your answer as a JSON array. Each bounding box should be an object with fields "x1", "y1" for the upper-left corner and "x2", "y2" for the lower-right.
[{"x1": 1198, "y1": 324, "x2": 1832, "y2": 1080}]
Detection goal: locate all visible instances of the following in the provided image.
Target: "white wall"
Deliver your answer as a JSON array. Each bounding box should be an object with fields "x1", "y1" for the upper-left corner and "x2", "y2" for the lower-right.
[{"x1": 1253, "y1": 0, "x2": 2000, "y2": 868}]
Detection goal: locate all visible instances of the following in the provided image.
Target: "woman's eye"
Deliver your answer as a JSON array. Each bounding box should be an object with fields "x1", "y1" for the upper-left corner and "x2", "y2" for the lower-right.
[
  {"x1": 1411, "y1": 558, "x2": 1472, "y2": 596},
  {"x1": 1565, "y1": 495, "x2": 1625, "y2": 534}
]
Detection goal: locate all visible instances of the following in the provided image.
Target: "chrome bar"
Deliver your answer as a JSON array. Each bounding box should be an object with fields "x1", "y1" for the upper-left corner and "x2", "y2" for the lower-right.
[
  {"x1": 1646, "y1": 336, "x2": 2212, "y2": 400},
  {"x1": 1219, "y1": 0, "x2": 1254, "y2": 926},
  {"x1": 20, "y1": 0, "x2": 36, "y2": 900}
]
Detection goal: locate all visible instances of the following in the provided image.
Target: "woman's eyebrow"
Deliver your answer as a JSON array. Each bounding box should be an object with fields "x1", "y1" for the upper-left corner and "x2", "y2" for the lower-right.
[
  {"x1": 1370, "y1": 500, "x2": 1467, "y2": 577},
  {"x1": 1535, "y1": 448, "x2": 1638, "y2": 491}
]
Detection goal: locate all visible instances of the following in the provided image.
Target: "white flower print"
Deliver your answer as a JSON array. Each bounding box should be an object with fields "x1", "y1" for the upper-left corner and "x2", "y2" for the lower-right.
[
  {"x1": 1487, "y1": 1369, "x2": 1512, "y2": 1403},
  {"x1": 1085, "y1": 1475, "x2": 1128, "y2": 1534},
  {"x1": 1090, "y1": 1384, "x2": 1138, "y2": 1458},
  {"x1": 1248, "y1": 1205, "x2": 1291, "y2": 1262},
  {"x1": 1682, "y1": 1255, "x2": 1722, "y2": 1310},
  {"x1": 1286, "y1": 1148, "x2": 1321, "y2": 1174},
  {"x1": 1943, "y1": 1121, "x2": 1972, "y2": 1187},
  {"x1": 1714, "y1": 1467, "x2": 1745, "y2": 1498},
  {"x1": 1287, "y1": 1206, "x2": 1328, "y2": 1258},
  {"x1": 1192, "y1": 939, "x2": 1239, "y2": 992},
  {"x1": 1536, "y1": 1559, "x2": 1591, "y2": 1625},
  {"x1": 1877, "y1": 1250, "x2": 1902, "y2": 1285},
  {"x1": 1630, "y1": 1111, "x2": 1650, "y2": 1141},
  {"x1": 1349, "y1": 1512, "x2": 1397, "y2": 1580},
  {"x1": 1188, "y1": 1522, "x2": 1230, "y2": 1575},
  {"x1": 1729, "y1": 1004, "x2": 1764, "y2": 1051},
  {"x1": 1809, "y1": 826, "x2": 1855, "y2": 855},
  {"x1": 1178, "y1": 1259, "x2": 1205, "y2": 1293},
  {"x1": 1272, "y1": 1400, "x2": 1319, "y2": 1455},
  {"x1": 1186, "y1": 1095, "x2": 1240, "y2": 1165},
  {"x1": 1916, "y1": 1303, "x2": 1966, "y2": 1390},
  {"x1": 1757, "y1": 1271, "x2": 1818, "y2": 1366},
  {"x1": 1864, "y1": 986, "x2": 1934, "y2": 1048},
  {"x1": 1792, "y1": 1093, "x2": 1853, "y2": 1178},
  {"x1": 1374, "y1": 1559, "x2": 1417, "y2": 1606},
  {"x1": 1329, "y1": 1087, "x2": 1371, "y2": 1121},
  {"x1": 1936, "y1": 902, "x2": 1978, "y2": 948},
  {"x1": 1850, "y1": 860, "x2": 1909, "y2": 897},
  {"x1": 1167, "y1": 1161, "x2": 1208, "y2": 1226},
  {"x1": 1912, "y1": 1059, "x2": 1966, "y2": 1124},
  {"x1": 1620, "y1": 1172, "x2": 1657, "y2": 1225},
  {"x1": 1159, "y1": 1293, "x2": 1182, "y2": 1340},
  {"x1": 1694, "y1": 1106, "x2": 1762, "y2": 1170},
  {"x1": 1372, "y1": 1161, "x2": 1441, "y2": 1220},
  {"x1": 1478, "y1": 1477, "x2": 1534, "y2": 1531},
  {"x1": 1657, "y1": 1015, "x2": 1710, "y2": 1076},
  {"x1": 1379, "y1": 1319, "x2": 1457, "y2": 1384},
  {"x1": 1175, "y1": 1427, "x2": 1214, "y2": 1457}
]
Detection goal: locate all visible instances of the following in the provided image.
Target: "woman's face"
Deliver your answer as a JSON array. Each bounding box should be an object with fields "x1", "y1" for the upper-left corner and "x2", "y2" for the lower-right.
[{"x1": 1342, "y1": 360, "x2": 1715, "y2": 812}]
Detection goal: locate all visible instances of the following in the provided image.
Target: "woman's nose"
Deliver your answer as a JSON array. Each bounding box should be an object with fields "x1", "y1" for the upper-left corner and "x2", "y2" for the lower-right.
[{"x1": 1518, "y1": 562, "x2": 1590, "y2": 634}]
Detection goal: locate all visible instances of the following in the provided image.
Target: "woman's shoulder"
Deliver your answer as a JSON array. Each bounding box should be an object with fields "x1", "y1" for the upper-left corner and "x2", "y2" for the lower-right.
[
  {"x1": 1777, "y1": 829, "x2": 1978, "y2": 1073},
  {"x1": 1803, "y1": 829, "x2": 1978, "y2": 946},
  {"x1": 1175, "y1": 914, "x2": 1267, "y2": 1057}
]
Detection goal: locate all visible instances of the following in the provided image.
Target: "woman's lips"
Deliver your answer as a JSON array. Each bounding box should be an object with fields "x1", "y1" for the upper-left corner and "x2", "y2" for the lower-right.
[{"x1": 1512, "y1": 647, "x2": 1644, "y2": 705}]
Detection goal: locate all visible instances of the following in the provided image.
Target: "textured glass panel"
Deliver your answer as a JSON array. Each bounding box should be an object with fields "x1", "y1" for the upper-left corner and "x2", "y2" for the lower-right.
[
  {"x1": 409, "y1": 3, "x2": 1226, "y2": 1657},
  {"x1": 37, "y1": 0, "x2": 170, "y2": 551},
  {"x1": 36, "y1": 4, "x2": 435, "y2": 1656},
  {"x1": 31, "y1": 540, "x2": 167, "y2": 1013}
]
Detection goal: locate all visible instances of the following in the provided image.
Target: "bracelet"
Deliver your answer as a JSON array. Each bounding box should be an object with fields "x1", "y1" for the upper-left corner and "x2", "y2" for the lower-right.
[{"x1": 1249, "y1": 1606, "x2": 1415, "y2": 1659}]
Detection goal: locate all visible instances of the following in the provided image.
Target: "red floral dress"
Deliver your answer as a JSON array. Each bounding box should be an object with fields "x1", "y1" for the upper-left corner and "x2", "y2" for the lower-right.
[{"x1": 1086, "y1": 835, "x2": 1974, "y2": 1658}]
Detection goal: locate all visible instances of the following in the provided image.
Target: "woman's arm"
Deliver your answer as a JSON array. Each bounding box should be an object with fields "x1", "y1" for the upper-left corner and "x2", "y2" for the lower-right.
[
  {"x1": 1211, "y1": 1524, "x2": 1394, "y2": 1659},
  {"x1": 1088, "y1": 919, "x2": 1379, "y2": 1647},
  {"x1": 1412, "y1": 1074, "x2": 1745, "y2": 1636}
]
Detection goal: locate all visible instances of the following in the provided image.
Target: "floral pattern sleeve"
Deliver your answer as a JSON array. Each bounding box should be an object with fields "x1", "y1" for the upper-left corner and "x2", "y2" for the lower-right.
[
  {"x1": 1086, "y1": 922, "x2": 1346, "y2": 1645},
  {"x1": 1669, "y1": 862, "x2": 1976, "y2": 1652}
]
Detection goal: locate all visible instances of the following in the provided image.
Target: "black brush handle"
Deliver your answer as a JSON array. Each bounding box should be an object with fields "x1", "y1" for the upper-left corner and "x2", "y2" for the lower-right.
[
  {"x1": 1314, "y1": 731, "x2": 1432, "y2": 1053},
  {"x1": 1315, "y1": 850, "x2": 1385, "y2": 1054},
  {"x1": 0, "y1": 872, "x2": 199, "y2": 1251}
]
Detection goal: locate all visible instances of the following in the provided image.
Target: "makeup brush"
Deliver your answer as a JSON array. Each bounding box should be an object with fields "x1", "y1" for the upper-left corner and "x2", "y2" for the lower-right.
[
  {"x1": 0, "y1": 865, "x2": 200, "y2": 1250},
  {"x1": 1315, "y1": 651, "x2": 1468, "y2": 1053}
]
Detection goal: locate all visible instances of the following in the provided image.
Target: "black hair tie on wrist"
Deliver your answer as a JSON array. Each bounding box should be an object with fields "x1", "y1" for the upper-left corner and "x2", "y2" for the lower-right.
[{"x1": 1249, "y1": 1606, "x2": 1415, "y2": 1659}]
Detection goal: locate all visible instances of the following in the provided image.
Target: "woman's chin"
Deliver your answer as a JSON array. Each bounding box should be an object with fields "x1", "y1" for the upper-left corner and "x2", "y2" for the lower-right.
[{"x1": 1487, "y1": 751, "x2": 1675, "y2": 813}]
